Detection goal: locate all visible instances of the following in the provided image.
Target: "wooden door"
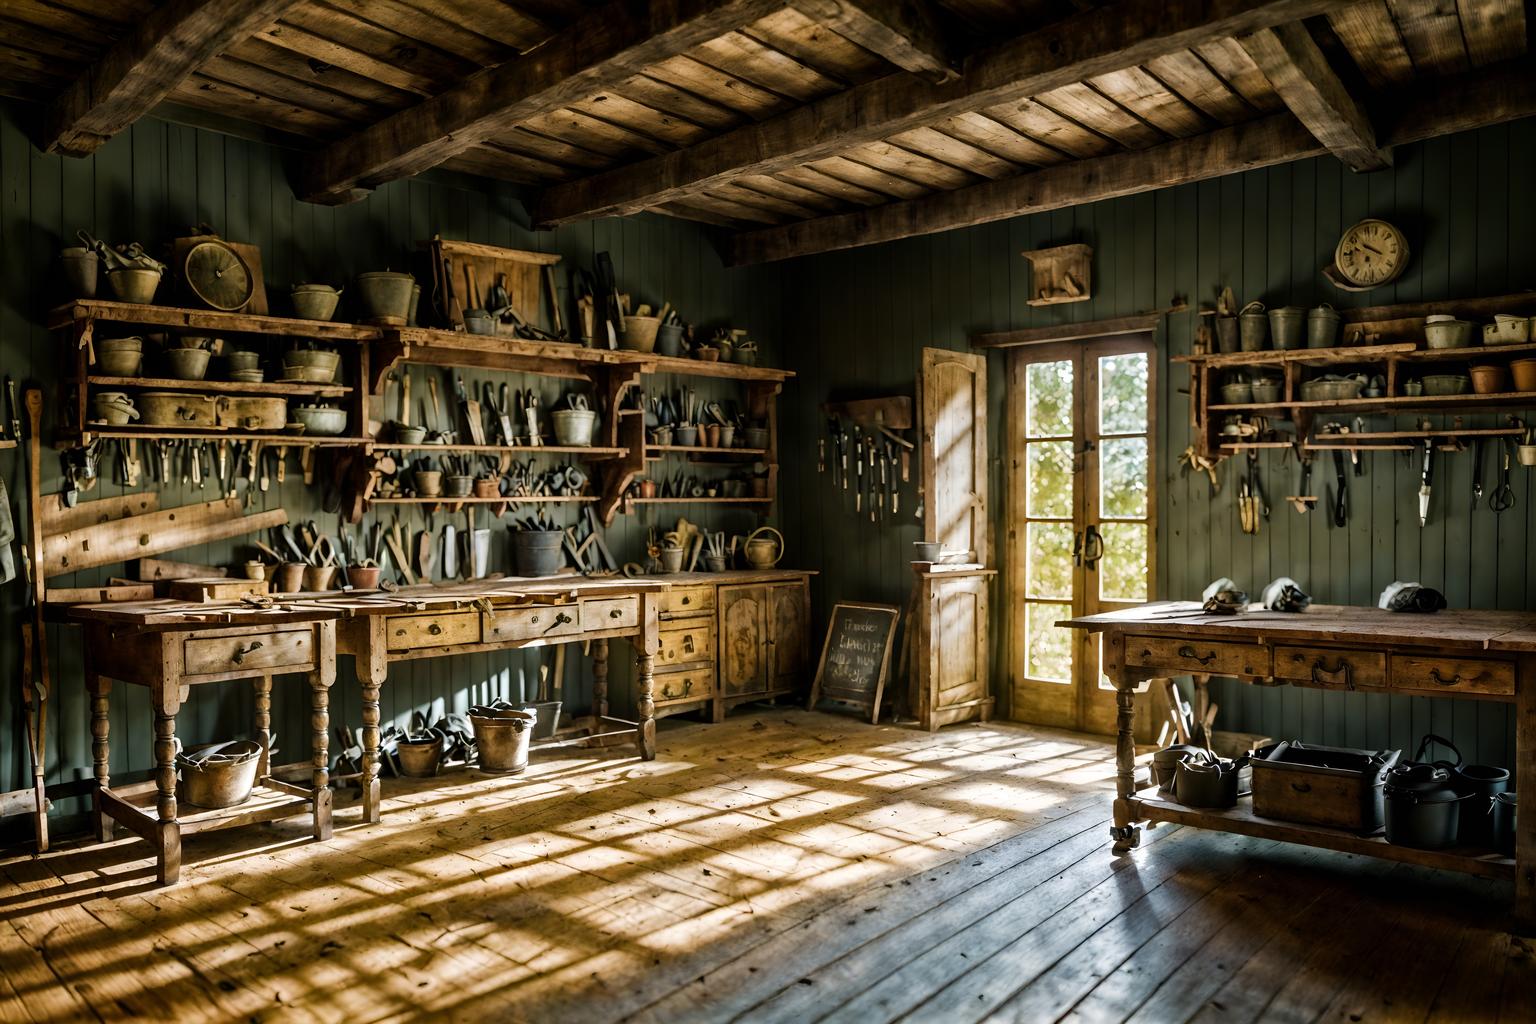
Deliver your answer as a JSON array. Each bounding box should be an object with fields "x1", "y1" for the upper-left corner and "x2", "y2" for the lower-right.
[
  {"x1": 1006, "y1": 337, "x2": 1156, "y2": 734},
  {"x1": 767, "y1": 582, "x2": 808, "y2": 690},
  {"x1": 921, "y1": 572, "x2": 990, "y2": 729},
  {"x1": 718, "y1": 584, "x2": 767, "y2": 697},
  {"x1": 922, "y1": 348, "x2": 988, "y2": 564}
]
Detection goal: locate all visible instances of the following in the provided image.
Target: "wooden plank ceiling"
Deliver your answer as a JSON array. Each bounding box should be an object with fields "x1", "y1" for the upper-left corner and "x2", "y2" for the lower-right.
[{"x1": 0, "y1": 0, "x2": 1529, "y2": 263}]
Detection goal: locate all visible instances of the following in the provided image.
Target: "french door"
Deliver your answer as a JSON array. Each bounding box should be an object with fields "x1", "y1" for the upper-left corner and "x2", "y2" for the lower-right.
[{"x1": 1007, "y1": 337, "x2": 1155, "y2": 735}]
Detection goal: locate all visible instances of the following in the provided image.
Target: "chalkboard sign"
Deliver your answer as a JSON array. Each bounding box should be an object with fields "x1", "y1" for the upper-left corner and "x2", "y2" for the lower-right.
[{"x1": 807, "y1": 602, "x2": 902, "y2": 723}]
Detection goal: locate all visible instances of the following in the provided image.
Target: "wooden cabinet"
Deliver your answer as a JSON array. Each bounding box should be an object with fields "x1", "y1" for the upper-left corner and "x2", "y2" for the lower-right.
[
  {"x1": 715, "y1": 579, "x2": 809, "y2": 721},
  {"x1": 914, "y1": 569, "x2": 995, "y2": 731}
]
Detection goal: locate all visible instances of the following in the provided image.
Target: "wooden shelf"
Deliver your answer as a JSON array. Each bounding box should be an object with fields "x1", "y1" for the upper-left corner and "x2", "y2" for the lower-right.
[
  {"x1": 625, "y1": 497, "x2": 771, "y2": 505},
  {"x1": 370, "y1": 495, "x2": 594, "y2": 504},
  {"x1": 646, "y1": 445, "x2": 768, "y2": 460},
  {"x1": 640, "y1": 352, "x2": 793, "y2": 382},
  {"x1": 1174, "y1": 342, "x2": 1415, "y2": 367},
  {"x1": 1135, "y1": 793, "x2": 1514, "y2": 882},
  {"x1": 75, "y1": 427, "x2": 367, "y2": 447},
  {"x1": 1209, "y1": 391, "x2": 1536, "y2": 414},
  {"x1": 86, "y1": 375, "x2": 351, "y2": 397},
  {"x1": 374, "y1": 442, "x2": 625, "y2": 459},
  {"x1": 49, "y1": 300, "x2": 380, "y2": 342},
  {"x1": 0, "y1": 439, "x2": 16, "y2": 451}
]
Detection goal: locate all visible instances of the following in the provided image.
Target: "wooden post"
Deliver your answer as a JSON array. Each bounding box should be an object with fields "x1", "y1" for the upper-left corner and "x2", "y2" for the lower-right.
[
  {"x1": 252, "y1": 676, "x2": 272, "y2": 778},
  {"x1": 355, "y1": 616, "x2": 388, "y2": 825},
  {"x1": 88, "y1": 672, "x2": 112, "y2": 843},
  {"x1": 150, "y1": 677, "x2": 182, "y2": 886},
  {"x1": 311, "y1": 620, "x2": 335, "y2": 841},
  {"x1": 636, "y1": 592, "x2": 659, "y2": 760},
  {"x1": 1105, "y1": 630, "x2": 1142, "y2": 854},
  {"x1": 591, "y1": 638, "x2": 610, "y2": 726}
]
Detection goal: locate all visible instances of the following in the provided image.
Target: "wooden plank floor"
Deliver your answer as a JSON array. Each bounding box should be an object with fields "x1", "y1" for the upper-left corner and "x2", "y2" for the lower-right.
[{"x1": 1, "y1": 710, "x2": 1531, "y2": 1023}]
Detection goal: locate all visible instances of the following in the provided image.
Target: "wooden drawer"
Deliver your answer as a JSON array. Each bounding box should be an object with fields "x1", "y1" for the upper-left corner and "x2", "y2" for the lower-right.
[
  {"x1": 1390, "y1": 655, "x2": 1515, "y2": 697},
  {"x1": 582, "y1": 597, "x2": 638, "y2": 631},
  {"x1": 654, "y1": 668, "x2": 713, "y2": 705},
  {"x1": 660, "y1": 586, "x2": 714, "y2": 618},
  {"x1": 484, "y1": 604, "x2": 581, "y2": 643},
  {"x1": 387, "y1": 611, "x2": 481, "y2": 651},
  {"x1": 185, "y1": 628, "x2": 313, "y2": 676},
  {"x1": 657, "y1": 622, "x2": 715, "y2": 668},
  {"x1": 1124, "y1": 636, "x2": 1270, "y2": 677},
  {"x1": 1272, "y1": 646, "x2": 1386, "y2": 690}
]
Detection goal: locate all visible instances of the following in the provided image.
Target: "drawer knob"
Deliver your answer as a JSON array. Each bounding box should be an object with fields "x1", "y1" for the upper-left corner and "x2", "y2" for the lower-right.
[
  {"x1": 610, "y1": 608, "x2": 622, "y2": 618},
  {"x1": 543, "y1": 612, "x2": 573, "y2": 634},
  {"x1": 1310, "y1": 660, "x2": 1354, "y2": 691},
  {"x1": 1429, "y1": 668, "x2": 1463, "y2": 686},
  {"x1": 1290, "y1": 782, "x2": 1312, "y2": 794},
  {"x1": 231, "y1": 640, "x2": 264, "y2": 665},
  {"x1": 428, "y1": 623, "x2": 443, "y2": 636},
  {"x1": 1177, "y1": 645, "x2": 1216, "y2": 666},
  {"x1": 681, "y1": 596, "x2": 690, "y2": 605}
]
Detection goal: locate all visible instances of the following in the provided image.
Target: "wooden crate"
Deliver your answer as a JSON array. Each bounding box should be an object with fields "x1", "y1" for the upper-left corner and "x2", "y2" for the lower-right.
[{"x1": 422, "y1": 237, "x2": 560, "y2": 334}]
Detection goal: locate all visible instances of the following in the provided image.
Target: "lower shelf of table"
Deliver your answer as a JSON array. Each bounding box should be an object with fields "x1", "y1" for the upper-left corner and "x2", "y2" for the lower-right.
[
  {"x1": 1134, "y1": 793, "x2": 1515, "y2": 881},
  {"x1": 104, "y1": 777, "x2": 315, "y2": 836}
]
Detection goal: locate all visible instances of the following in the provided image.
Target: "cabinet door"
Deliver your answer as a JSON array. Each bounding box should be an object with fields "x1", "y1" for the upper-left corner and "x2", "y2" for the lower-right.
[
  {"x1": 718, "y1": 585, "x2": 768, "y2": 697},
  {"x1": 927, "y1": 573, "x2": 989, "y2": 714},
  {"x1": 767, "y1": 582, "x2": 808, "y2": 689}
]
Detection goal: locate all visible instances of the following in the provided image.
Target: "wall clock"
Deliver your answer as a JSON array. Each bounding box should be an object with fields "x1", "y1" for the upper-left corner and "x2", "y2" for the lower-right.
[
  {"x1": 181, "y1": 238, "x2": 254, "y2": 311},
  {"x1": 1326, "y1": 218, "x2": 1409, "y2": 291}
]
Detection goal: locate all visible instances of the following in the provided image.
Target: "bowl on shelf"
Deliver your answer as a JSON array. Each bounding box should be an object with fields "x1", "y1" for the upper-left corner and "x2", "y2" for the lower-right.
[
  {"x1": 291, "y1": 283, "x2": 342, "y2": 322},
  {"x1": 1511, "y1": 358, "x2": 1536, "y2": 392},
  {"x1": 391, "y1": 422, "x2": 428, "y2": 445},
  {"x1": 1470, "y1": 365, "x2": 1508, "y2": 395},
  {"x1": 97, "y1": 348, "x2": 142, "y2": 377},
  {"x1": 229, "y1": 368, "x2": 266, "y2": 384},
  {"x1": 1483, "y1": 316, "x2": 1531, "y2": 345},
  {"x1": 1249, "y1": 379, "x2": 1283, "y2": 404},
  {"x1": 443, "y1": 474, "x2": 474, "y2": 498},
  {"x1": 1424, "y1": 319, "x2": 1473, "y2": 349},
  {"x1": 673, "y1": 425, "x2": 699, "y2": 447},
  {"x1": 1421, "y1": 374, "x2": 1470, "y2": 396},
  {"x1": 90, "y1": 392, "x2": 138, "y2": 426},
  {"x1": 164, "y1": 347, "x2": 211, "y2": 381},
  {"x1": 107, "y1": 267, "x2": 161, "y2": 304},
  {"x1": 289, "y1": 403, "x2": 348, "y2": 436},
  {"x1": 1219, "y1": 382, "x2": 1253, "y2": 404},
  {"x1": 1298, "y1": 376, "x2": 1365, "y2": 402},
  {"x1": 225, "y1": 350, "x2": 261, "y2": 372}
]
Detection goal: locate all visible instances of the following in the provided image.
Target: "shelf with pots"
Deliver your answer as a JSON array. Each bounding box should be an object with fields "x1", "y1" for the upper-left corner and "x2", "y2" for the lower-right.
[{"x1": 1181, "y1": 290, "x2": 1536, "y2": 459}]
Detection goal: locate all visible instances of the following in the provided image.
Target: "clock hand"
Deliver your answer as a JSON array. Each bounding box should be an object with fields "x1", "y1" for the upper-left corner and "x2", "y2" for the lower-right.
[{"x1": 1359, "y1": 242, "x2": 1384, "y2": 256}]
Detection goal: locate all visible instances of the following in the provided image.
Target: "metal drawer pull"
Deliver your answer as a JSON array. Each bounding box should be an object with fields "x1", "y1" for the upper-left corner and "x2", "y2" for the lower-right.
[
  {"x1": 543, "y1": 611, "x2": 574, "y2": 634},
  {"x1": 680, "y1": 596, "x2": 691, "y2": 605},
  {"x1": 662, "y1": 679, "x2": 695, "y2": 700},
  {"x1": 609, "y1": 608, "x2": 623, "y2": 618},
  {"x1": 1310, "y1": 660, "x2": 1354, "y2": 691},
  {"x1": 1178, "y1": 645, "x2": 1216, "y2": 666},
  {"x1": 1428, "y1": 668, "x2": 1463, "y2": 686},
  {"x1": 1290, "y1": 782, "x2": 1312, "y2": 794},
  {"x1": 231, "y1": 640, "x2": 264, "y2": 665},
  {"x1": 428, "y1": 623, "x2": 442, "y2": 636}
]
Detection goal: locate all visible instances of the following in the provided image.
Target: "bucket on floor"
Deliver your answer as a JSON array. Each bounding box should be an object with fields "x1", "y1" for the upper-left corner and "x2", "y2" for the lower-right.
[
  {"x1": 519, "y1": 700, "x2": 562, "y2": 741},
  {"x1": 471, "y1": 708, "x2": 537, "y2": 773}
]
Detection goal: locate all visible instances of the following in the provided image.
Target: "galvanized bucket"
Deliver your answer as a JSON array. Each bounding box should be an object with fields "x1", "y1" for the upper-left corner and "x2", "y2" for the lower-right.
[
  {"x1": 471, "y1": 709, "x2": 536, "y2": 774},
  {"x1": 1306, "y1": 304, "x2": 1341, "y2": 348},
  {"x1": 1268, "y1": 306, "x2": 1305, "y2": 350},
  {"x1": 1238, "y1": 301, "x2": 1268, "y2": 351}
]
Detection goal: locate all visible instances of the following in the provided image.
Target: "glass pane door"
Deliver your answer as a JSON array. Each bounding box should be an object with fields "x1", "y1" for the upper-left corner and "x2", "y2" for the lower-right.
[{"x1": 1008, "y1": 339, "x2": 1155, "y2": 734}]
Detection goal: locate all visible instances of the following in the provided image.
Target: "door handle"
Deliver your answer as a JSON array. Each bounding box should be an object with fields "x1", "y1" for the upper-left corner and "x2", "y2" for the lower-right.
[{"x1": 1082, "y1": 525, "x2": 1103, "y2": 571}]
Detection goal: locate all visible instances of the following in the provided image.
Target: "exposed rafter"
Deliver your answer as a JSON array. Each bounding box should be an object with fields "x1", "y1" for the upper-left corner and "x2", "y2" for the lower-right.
[
  {"x1": 724, "y1": 60, "x2": 1536, "y2": 264},
  {"x1": 39, "y1": 0, "x2": 304, "y2": 157},
  {"x1": 533, "y1": 0, "x2": 1359, "y2": 227},
  {"x1": 298, "y1": 0, "x2": 788, "y2": 204},
  {"x1": 787, "y1": 0, "x2": 959, "y2": 83},
  {"x1": 1239, "y1": 22, "x2": 1389, "y2": 171}
]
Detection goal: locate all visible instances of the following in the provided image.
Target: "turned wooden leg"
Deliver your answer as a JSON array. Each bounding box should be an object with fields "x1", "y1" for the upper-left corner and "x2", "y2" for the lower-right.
[
  {"x1": 151, "y1": 682, "x2": 182, "y2": 885},
  {"x1": 592, "y1": 638, "x2": 610, "y2": 728},
  {"x1": 1106, "y1": 632, "x2": 1142, "y2": 855},
  {"x1": 1516, "y1": 656, "x2": 1536, "y2": 932},
  {"x1": 311, "y1": 621, "x2": 336, "y2": 841},
  {"x1": 636, "y1": 648, "x2": 656, "y2": 761},
  {"x1": 252, "y1": 676, "x2": 272, "y2": 778},
  {"x1": 88, "y1": 674, "x2": 113, "y2": 843}
]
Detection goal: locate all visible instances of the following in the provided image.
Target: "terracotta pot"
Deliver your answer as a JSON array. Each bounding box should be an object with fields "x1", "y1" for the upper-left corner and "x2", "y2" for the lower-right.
[
  {"x1": 273, "y1": 562, "x2": 306, "y2": 594},
  {"x1": 473, "y1": 477, "x2": 500, "y2": 498},
  {"x1": 346, "y1": 565, "x2": 381, "y2": 590},
  {"x1": 414, "y1": 470, "x2": 443, "y2": 497},
  {"x1": 302, "y1": 564, "x2": 336, "y2": 592},
  {"x1": 1470, "y1": 365, "x2": 1508, "y2": 395},
  {"x1": 1511, "y1": 359, "x2": 1536, "y2": 392}
]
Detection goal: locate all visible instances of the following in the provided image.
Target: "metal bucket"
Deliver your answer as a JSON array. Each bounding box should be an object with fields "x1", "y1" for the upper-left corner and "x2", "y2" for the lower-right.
[
  {"x1": 292, "y1": 284, "x2": 341, "y2": 322},
  {"x1": 355, "y1": 271, "x2": 415, "y2": 325},
  {"x1": 471, "y1": 709, "x2": 536, "y2": 773},
  {"x1": 512, "y1": 531, "x2": 565, "y2": 576},
  {"x1": 656, "y1": 322, "x2": 684, "y2": 357},
  {"x1": 397, "y1": 734, "x2": 444, "y2": 778},
  {"x1": 61, "y1": 247, "x2": 98, "y2": 299},
  {"x1": 1306, "y1": 304, "x2": 1341, "y2": 348},
  {"x1": 176, "y1": 739, "x2": 262, "y2": 808},
  {"x1": 519, "y1": 701, "x2": 562, "y2": 741},
  {"x1": 551, "y1": 408, "x2": 597, "y2": 446},
  {"x1": 1214, "y1": 316, "x2": 1239, "y2": 354},
  {"x1": 1268, "y1": 306, "x2": 1305, "y2": 350},
  {"x1": 1238, "y1": 301, "x2": 1268, "y2": 351},
  {"x1": 107, "y1": 267, "x2": 161, "y2": 304}
]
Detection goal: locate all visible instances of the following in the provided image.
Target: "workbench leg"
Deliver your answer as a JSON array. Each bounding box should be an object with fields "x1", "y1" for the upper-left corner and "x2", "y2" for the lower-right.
[
  {"x1": 356, "y1": 630, "x2": 387, "y2": 825},
  {"x1": 1106, "y1": 633, "x2": 1142, "y2": 855},
  {"x1": 88, "y1": 673, "x2": 113, "y2": 843},
  {"x1": 592, "y1": 638, "x2": 610, "y2": 730},
  {"x1": 252, "y1": 676, "x2": 272, "y2": 778},
  {"x1": 636, "y1": 648, "x2": 656, "y2": 761},
  {"x1": 311, "y1": 671, "x2": 333, "y2": 842},
  {"x1": 1516, "y1": 656, "x2": 1536, "y2": 932},
  {"x1": 151, "y1": 683, "x2": 182, "y2": 886}
]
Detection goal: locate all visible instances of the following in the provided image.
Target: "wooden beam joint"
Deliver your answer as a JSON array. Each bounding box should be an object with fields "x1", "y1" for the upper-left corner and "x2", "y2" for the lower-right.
[{"x1": 788, "y1": 0, "x2": 960, "y2": 83}]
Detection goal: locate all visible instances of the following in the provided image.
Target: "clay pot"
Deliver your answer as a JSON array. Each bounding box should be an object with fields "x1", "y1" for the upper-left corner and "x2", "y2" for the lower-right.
[
  {"x1": 346, "y1": 565, "x2": 382, "y2": 590},
  {"x1": 414, "y1": 470, "x2": 443, "y2": 497},
  {"x1": 1470, "y1": 365, "x2": 1508, "y2": 395},
  {"x1": 273, "y1": 562, "x2": 306, "y2": 594},
  {"x1": 302, "y1": 564, "x2": 337, "y2": 592}
]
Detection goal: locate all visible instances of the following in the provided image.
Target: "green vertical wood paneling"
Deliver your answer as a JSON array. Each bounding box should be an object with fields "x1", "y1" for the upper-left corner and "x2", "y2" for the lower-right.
[
  {"x1": 0, "y1": 105, "x2": 783, "y2": 837},
  {"x1": 777, "y1": 117, "x2": 1536, "y2": 769}
]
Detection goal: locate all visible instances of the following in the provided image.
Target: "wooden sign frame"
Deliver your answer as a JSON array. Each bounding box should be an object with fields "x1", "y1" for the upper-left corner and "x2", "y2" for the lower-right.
[{"x1": 807, "y1": 601, "x2": 902, "y2": 724}]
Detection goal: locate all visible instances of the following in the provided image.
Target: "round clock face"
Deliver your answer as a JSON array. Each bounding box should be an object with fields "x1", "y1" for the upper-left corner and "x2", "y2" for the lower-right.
[
  {"x1": 1334, "y1": 219, "x2": 1408, "y2": 288},
  {"x1": 185, "y1": 240, "x2": 253, "y2": 311}
]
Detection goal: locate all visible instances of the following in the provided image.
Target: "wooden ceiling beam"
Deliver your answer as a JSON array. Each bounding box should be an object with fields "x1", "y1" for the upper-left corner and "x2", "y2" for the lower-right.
[
  {"x1": 297, "y1": 0, "x2": 786, "y2": 204},
  {"x1": 787, "y1": 0, "x2": 959, "y2": 83},
  {"x1": 1238, "y1": 22, "x2": 1389, "y2": 171},
  {"x1": 724, "y1": 59, "x2": 1536, "y2": 265},
  {"x1": 38, "y1": 0, "x2": 304, "y2": 157},
  {"x1": 533, "y1": 0, "x2": 1359, "y2": 226}
]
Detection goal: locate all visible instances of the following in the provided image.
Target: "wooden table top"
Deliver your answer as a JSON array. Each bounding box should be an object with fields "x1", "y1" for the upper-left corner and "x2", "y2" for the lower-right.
[
  {"x1": 1061, "y1": 602, "x2": 1536, "y2": 653},
  {"x1": 60, "y1": 568, "x2": 813, "y2": 629}
]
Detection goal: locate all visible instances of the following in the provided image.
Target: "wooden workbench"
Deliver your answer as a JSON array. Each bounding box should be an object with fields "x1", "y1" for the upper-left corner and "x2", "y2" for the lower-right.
[
  {"x1": 1063, "y1": 602, "x2": 1536, "y2": 930},
  {"x1": 331, "y1": 576, "x2": 665, "y2": 824}
]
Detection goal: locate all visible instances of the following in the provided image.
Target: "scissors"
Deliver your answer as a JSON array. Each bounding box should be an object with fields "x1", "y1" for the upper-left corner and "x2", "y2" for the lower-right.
[{"x1": 1490, "y1": 439, "x2": 1517, "y2": 513}]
